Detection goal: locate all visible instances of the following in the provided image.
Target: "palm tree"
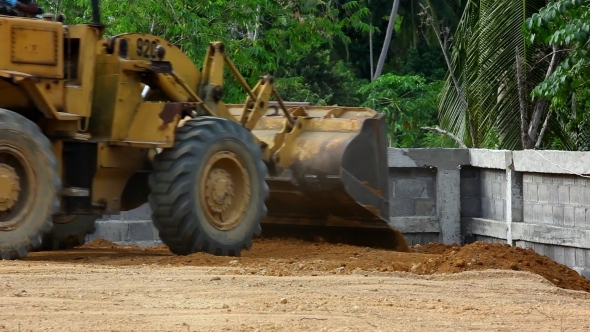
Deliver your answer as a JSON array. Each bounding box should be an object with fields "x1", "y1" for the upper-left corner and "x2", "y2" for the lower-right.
[{"x1": 436, "y1": 0, "x2": 570, "y2": 150}]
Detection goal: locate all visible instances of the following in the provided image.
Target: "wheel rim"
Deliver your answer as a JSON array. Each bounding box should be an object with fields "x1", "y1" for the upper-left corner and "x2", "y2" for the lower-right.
[
  {"x1": 199, "y1": 151, "x2": 250, "y2": 231},
  {"x1": 0, "y1": 144, "x2": 35, "y2": 231}
]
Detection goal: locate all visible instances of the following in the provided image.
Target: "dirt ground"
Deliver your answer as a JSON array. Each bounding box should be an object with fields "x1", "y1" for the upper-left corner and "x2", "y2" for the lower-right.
[{"x1": 2, "y1": 238, "x2": 590, "y2": 331}]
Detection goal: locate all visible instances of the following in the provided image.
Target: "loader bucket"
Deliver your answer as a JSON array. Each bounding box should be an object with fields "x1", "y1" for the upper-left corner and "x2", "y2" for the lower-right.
[{"x1": 227, "y1": 104, "x2": 409, "y2": 251}]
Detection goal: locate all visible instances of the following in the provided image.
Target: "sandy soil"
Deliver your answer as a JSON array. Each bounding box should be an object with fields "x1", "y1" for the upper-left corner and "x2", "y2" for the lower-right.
[{"x1": 1, "y1": 238, "x2": 590, "y2": 331}]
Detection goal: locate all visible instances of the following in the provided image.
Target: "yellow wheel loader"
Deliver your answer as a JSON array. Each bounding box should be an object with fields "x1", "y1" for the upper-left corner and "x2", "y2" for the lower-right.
[{"x1": 0, "y1": 1, "x2": 408, "y2": 259}]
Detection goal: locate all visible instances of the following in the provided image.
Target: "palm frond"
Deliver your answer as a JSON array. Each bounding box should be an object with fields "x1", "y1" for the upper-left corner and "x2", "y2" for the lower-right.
[{"x1": 438, "y1": 0, "x2": 568, "y2": 150}]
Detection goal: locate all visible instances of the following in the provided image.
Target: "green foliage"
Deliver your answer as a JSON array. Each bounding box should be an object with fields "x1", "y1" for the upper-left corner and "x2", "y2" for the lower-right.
[
  {"x1": 274, "y1": 49, "x2": 367, "y2": 106},
  {"x1": 438, "y1": 0, "x2": 563, "y2": 150},
  {"x1": 525, "y1": 0, "x2": 590, "y2": 107},
  {"x1": 524, "y1": 0, "x2": 590, "y2": 150},
  {"x1": 32, "y1": 0, "x2": 464, "y2": 148},
  {"x1": 39, "y1": 0, "x2": 372, "y2": 103},
  {"x1": 398, "y1": 44, "x2": 447, "y2": 81},
  {"x1": 359, "y1": 74, "x2": 448, "y2": 147}
]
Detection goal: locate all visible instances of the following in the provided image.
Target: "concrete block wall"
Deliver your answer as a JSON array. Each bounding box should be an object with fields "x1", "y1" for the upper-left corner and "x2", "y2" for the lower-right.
[
  {"x1": 479, "y1": 169, "x2": 507, "y2": 221},
  {"x1": 91, "y1": 205, "x2": 159, "y2": 246},
  {"x1": 459, "y1": 166, "x2": 481, "y2": 218},
  {"x1": 522, "y1": 173, "x2": 590, "y2": 227},
  {"x1": 515, "y1": 172, "x2": 590, "y2": 274},
  {"x1": 390, "y1": 168, "x2": 436, "y2": 217}
]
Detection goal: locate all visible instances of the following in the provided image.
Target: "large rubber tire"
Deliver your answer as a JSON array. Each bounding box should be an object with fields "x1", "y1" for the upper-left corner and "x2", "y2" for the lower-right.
[
  {"x1": 0, "y1": 109, "x2": 61, "y2": 260},
  {"x1": 41, "y1": 215, "x2": 98, "y2": 250},
  {"x1": 148, "y1": 117, "x2": 269, "y2": 257}
]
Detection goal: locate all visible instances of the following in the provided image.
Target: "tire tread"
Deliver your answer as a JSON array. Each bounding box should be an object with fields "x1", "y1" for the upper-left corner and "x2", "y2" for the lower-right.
[{"x1": 148, "y1": 117, "x2": 268, "y2": 257}]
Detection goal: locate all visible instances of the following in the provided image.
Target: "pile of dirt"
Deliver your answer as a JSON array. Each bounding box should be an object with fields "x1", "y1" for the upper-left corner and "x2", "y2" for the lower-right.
[
  {"x1": 81, "y1": 239, "x2": 118, "y2": 248},
  {"x1": 37, "y1": 238, "x2": 590, "y2": 293},
  {"x1": 412, "y1": 241, "x2": 590, "y2": 292},
  {"x1": 412, "y1": 242, "x2": 455, "y2": 255}
]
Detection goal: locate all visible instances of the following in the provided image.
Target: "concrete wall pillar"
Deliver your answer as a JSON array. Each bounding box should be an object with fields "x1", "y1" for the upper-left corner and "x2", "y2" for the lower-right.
[
  {"x1": 505, "y1": 169, "x2": 523, "y2": 245},
  {"x1": 437, "y1": 169, "x2": 462, "y2": 245}
]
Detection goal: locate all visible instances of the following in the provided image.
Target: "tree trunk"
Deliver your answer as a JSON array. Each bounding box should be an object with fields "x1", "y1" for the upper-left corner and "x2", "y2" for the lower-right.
[
  {"x1": 526, "y1": 45, "x2": 561, "y2": 149},
  {"x1": 369, "y1": 23, "x2": 374, "y2": 81},
  {"x1": 515, "y1": 46, "x2": 528, "y2": 149},
  {"x1": 535, "y1": 109, "x2": 553, "y2": 149},
  {"x1": 373, "y1": 0, "x2": 400, "y2": 80}
]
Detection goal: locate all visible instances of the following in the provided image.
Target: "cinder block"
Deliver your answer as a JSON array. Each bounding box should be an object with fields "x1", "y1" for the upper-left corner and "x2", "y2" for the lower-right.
[
  {"x1": 558, "y1": 186, "x2": 570, "y2": 205},
  {"x1": 569, "y1": 185, "x2": 583, "y2": 206},
  {"x1": 423, "y1": 179, "x2": 436, "y2": 198},
  {"x1": 414, "y1": 198, "x2": 435, "y2": 216},
  {"x1": 525, "y1": 182, "x2": 538, "y2": 202},
  {"x1": 460, "y1": 179, "x2": 480, "y2": 198},
  {"x1": 564, "y1": 247, "x2": 576, "y2": 267},
  {"x1": 583, "y1": 187, "x2": 590, "y2": 206},
  {"x1": 128, "y1": 221, "x2": 156, "y2": 241},
  {"x1": 548, "y1": 185, "x2": 559, "y2": 204},
  {"x1": 460, "y1": 167, "x2": 479, "y2": 179},
  {"x1": 542, "y1": 175, "x2": 553, "y2": 184},
  {"x1": 585, "y1": 249, "x2": 590, "y2": 268},
  {"x1": 532, "y1": 174, "x2": 543, "y2": 183},
  {"x1": 492, "y1": 181, "x2": 501, "y2": 199},
  {"x1": 544, "y1": 245, "x2": 555, "y2": 261},
  {"x1": 576, "y1": 248, "x2": 586, "y2": 267},
  {"x1": 563, "y1": 176, "x2": 575, "y2": 185},
  {"x1": 95, "y1": 220, "x2": 129, "y2": 242},
  {"x1": 482, "y1": 180, "x2": 493, "y2": 198},
  {"x1": 461, "y1": 197, "x2": 481, "y2": 218},
  {"x1": 390, "y1": 168, "x2": 412, "y2": 178},
  {"x1": 411, "y1": 168, "x2": 436, "y2": 179},
  {"x1": 575, "y1": 177, "x2": 589, "y2": 187},
  {"x1": 552, "y1": 205, "x2": 564, "y2": 226},
  {"x1": 494, "y1": 199, "x2": 504, "y2": 221},
  {"x1": 533, "y1": 242, "x2": 546, "y2": 256},
  {"x1": 564, "y1": 206, "x2": 575, "y2": 227},
  {"x1": 533, "y1": 204, "x2": 543, "y2": 223},
  {"x1": 481, "y1": 199, "x2": 492, "y2": 219},
  {"x1": 574, "y1": 207, "x2": 586, "y2": 228},
  {"x1": 120, "y1": 204, "x2": 152, "y2": 220},
  {"x1": 537, "y1": 184, "x2": 548, "y2": 203},
  {"x1": 542, "y1": 205, "x2": 553, "y2": 224},
  {"x1": 523, "y1": 202, "x2": 533, "y2": 222},
  {"x1": 391, "y1": 197, "x2": 415, "y2": 217},
  {"x1": 522, "y1": 174, "x2": 533, "y2": 183},
  {"x1": 395, "y1": 179, "x2": 433, "y2": 198},
  {"x1": 553, "y1": 246, "x2": 565, "y2": 265}
]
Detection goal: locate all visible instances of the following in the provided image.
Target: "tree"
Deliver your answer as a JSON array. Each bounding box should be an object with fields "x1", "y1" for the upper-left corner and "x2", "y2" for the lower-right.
[
  {"x1": 373, "y1": 0, "x2": 400, "y2": 79},
  {"x1": 525, "y1": 0, "x2": 590, "y2": 150},
  {"x1": 432, "y1": 0, "x2": 570, "y2": 150},
  {"x1": 359, "y1": 74, "x2": 451, "y2": 147},
  {"x1": 39, "y1": 0, "x2": 372, "y2": 103}
]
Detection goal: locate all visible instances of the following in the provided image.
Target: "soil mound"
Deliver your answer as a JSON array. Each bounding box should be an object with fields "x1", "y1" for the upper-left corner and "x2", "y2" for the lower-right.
[
  {"x1": 412, "y1": 241, "x2": 590, "y2": 292},
  {"x1": 412, "y1": 242, "x2": 454, "y2": 255},
  {"x1": 35, "y1": 237, "x2": 590, "y2": 293},
  {"x1": 81, "y1": 239, "x2": 118, "y2": 248}
]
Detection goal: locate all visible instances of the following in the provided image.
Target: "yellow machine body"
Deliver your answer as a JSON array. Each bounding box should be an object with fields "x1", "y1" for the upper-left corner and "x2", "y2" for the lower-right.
[{"x1": 0, "y1": 12, "x2": 407, "y2": 257}]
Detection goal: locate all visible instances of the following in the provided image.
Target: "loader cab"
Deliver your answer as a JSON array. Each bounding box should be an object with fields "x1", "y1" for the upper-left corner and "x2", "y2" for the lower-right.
[{"x1": 0, "y1": 9, "x2": 102, "y2": 119}]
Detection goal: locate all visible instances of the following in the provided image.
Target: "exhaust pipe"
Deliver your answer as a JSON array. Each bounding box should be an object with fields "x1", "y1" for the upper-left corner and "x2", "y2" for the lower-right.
[{"x1": 90, "y1": 0, "x2": 101, "y2": 24}]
